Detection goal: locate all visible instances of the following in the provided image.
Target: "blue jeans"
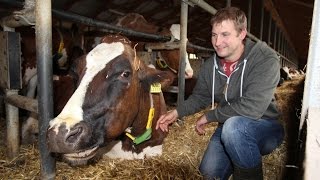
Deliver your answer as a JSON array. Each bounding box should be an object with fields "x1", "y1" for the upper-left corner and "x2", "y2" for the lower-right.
[{"x1": 199, "y1": 116, "x2": 284, "y2": 180}]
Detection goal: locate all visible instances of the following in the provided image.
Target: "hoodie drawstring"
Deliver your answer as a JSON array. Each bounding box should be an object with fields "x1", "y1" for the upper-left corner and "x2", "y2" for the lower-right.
[
  {"x1": 240, "y1": 59, "x2": 247, "y2": 97},
  {"x1": 212, "y1": 54, "x2": 218, "y2": 109}
]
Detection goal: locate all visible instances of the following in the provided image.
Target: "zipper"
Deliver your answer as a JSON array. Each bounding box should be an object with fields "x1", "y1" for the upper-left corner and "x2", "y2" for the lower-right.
[{"x1": 217, "y1": 67, "x2": 240, "y2": 105}]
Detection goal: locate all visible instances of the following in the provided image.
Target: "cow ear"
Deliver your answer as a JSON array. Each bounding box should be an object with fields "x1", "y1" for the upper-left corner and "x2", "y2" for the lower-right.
[{"x1": 138, "y1": 66, "x2": 174, "y2": 91}]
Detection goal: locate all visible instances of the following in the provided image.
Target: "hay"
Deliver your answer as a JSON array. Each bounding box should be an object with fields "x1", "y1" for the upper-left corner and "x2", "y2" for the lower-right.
[{"x1": 0, "y1": 76, "x2": 305, "y2": 179}]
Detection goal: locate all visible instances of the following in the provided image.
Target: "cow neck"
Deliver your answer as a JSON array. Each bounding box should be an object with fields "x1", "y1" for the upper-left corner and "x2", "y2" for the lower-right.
[
  {"x1": 155, "y1": 52, "x2": 178, "y2": 74},
  {"x1": 125, "y1": 83, "x2": 162, "y2": 145}
]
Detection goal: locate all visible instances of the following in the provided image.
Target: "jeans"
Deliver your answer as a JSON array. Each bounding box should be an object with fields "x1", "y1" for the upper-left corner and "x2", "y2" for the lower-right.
[{"x1": 199, "y1": 116, "x2": 284, "y2": 180}]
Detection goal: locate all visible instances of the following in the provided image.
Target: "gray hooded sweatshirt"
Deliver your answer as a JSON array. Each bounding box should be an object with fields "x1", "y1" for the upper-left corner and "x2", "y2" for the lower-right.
[{"x1": 177, "y1": 38, "x2": 280, "y2": 123}]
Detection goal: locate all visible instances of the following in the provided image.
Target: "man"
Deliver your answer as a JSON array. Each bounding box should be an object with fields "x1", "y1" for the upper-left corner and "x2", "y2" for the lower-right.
[{"x1": 156, "y1": 7, "x2": 284, "y2": 180}]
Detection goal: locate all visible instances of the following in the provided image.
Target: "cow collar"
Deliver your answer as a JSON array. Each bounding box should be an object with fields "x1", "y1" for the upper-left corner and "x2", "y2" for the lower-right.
[
  {"x1": 125, "y1": 83, "x2": 162, "y2": 145},
  {"x1": 155, "y1": 52, "x2": 177, "y2": 74}
]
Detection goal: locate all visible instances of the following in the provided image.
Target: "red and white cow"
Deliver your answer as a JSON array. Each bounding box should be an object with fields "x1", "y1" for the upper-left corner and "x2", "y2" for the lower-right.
[
  {"x1": 115, "y1": 13, "x2": 194, "y2": 79},
  {"x1": 19, "y1": 26, "x2": 83, "y2": 98},
  {"x1": 46, "y1": 35, "x2": 174, "y2": 166},
  {"x1": 114, "y1": 13, "x2": 198, "y2": 104},
  {"x1": 18, "y1": 26, "x2": 84, "y2": 144}
]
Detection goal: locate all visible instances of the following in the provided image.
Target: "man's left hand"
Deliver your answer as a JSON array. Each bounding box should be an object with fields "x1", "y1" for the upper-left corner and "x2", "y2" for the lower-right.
[{"x1": 195, "y1": 115, "x2": 209, "y2": 135}]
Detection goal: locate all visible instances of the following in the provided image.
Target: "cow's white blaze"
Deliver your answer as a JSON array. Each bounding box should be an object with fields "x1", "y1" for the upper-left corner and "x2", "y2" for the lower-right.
[
  {"x1": 104, "y1": 141, "x2": 162, "y2": 160},
  {"x1": 49, "y1": 42, "x2": 125, "y2": 132}
]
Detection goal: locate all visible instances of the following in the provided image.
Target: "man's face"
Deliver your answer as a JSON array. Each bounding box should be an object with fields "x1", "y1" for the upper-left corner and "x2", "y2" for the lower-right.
[{"x1": 211, "y1": 20, "x2": 246, "y2": 61}]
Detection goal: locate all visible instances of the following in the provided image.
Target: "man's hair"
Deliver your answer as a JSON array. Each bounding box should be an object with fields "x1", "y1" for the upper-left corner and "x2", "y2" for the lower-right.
[{"x1": 210, "y1": 7, "x2": 247, "y2": 34}]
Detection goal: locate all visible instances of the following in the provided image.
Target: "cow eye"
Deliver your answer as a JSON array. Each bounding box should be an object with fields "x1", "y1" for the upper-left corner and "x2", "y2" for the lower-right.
[{"x1": 121, "y1": 71, "x2": 130, "y2": 78}]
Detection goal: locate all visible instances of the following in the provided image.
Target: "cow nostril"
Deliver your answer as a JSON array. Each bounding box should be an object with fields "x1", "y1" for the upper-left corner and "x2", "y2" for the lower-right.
[{"x1": 66, "y1": 127, "x2": 83, "y2": 144}]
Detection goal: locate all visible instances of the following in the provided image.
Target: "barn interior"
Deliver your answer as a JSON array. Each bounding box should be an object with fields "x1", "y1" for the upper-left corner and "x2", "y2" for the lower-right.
[
  {"x1": 0, "y1": 0, "x2": 314, "y2": 179},
  {"x1": 0, "y1": 0, "x2": 314, "y2": 68}
]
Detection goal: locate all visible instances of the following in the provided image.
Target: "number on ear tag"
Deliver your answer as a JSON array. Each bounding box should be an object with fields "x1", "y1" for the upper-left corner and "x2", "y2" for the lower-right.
[{"x1": 150, "y1": 83, "x2": 161, "y2": 93}]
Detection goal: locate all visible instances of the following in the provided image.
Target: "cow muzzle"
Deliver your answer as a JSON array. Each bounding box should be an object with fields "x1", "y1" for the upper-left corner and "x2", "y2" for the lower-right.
[{"x1": 47, "y1": 121, "x2": 94, "y2": 153}]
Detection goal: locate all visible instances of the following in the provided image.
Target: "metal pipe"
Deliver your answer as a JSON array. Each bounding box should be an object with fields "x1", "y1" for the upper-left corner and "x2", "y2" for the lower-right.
[
  {"x1": 226, "y1": 0, "x2": 231, "y2": 7},
  {"x1": 178, "y1": 0, "x2": 188, "y2": 107},
  {"x1": 5, "y1": 89, "x2": 20, "y2": 159},
  {"x1": 35, "y1": 0, "x2": 56, "y2": 179},
  {"x1": 5, "y1": 94, "x2": 38, "y2": 113},
  {"x1": 187, "y1": 42, "x2": 215, "y2": 52},
  {"x1": 260, "y1": 0, "x2": 265, "y2": 40},
  {"x1": 273, "y1": 25, "x2": 277, "y2": 49},
  {"x1": 247, "y1": 0, "x2": 252, "y2": 33},
  {"x1": 267, "y1": 13, "x2": 272, "y2": 45},
  {"x1": 277, "y1": 31, "x2": 281, "y2": 53},
  {"x1": 188, "y1": 0, "x2": 217, "y2": 14},
  {"x1": 145, "y1": 41, "x2": 214, "y2": 52},
  {"x1": 52, "y1": 10, "x2": 171, "y2": 42}
]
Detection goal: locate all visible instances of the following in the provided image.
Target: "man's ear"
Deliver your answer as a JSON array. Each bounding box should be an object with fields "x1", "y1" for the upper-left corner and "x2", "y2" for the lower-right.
[{"x1": 239, "y1": 28, "x2": 247, "y2": 40}]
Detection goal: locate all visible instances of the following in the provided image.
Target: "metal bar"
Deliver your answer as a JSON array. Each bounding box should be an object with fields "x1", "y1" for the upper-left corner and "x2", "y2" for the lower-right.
[
  {"x1": 5, "y1": 89, "x2": 19, "y2": 159},
  {"x1": 267, "y1": 13, "x2": 272, "y2": 45},
  {"x1": 145, "y1": 41, "x2": 214, "y2": 52},
  {"x1": 52, "y1": 10, "x2": 171, "y2": 42},
  {"x1": 273, "y1": 25, "x2": 277, "y2": 49},
  {"x1": 188, "y1": 0, "x2": 217, "y2": 14},
  {"x1": 178, "y1": 0, "x2": 188, "y2": 107},
  {"x1": 226, "y1": 0, "x2": 231, "y2": 7},
  {"x1": 247, "y1": 0, "x2": 252, "y2": 33},
  {"x1": 260, "y1": 0, "x2": 265, "y2": 40},
  {"x1": 5, "y1": 94, "x2": 38, "y2": 113},
  {"x1": 35, "y1": 0, "x2": 56, "y2": 179},
  {"x1": 277, "y1": 31, "x2": 281, "y2": 53}
]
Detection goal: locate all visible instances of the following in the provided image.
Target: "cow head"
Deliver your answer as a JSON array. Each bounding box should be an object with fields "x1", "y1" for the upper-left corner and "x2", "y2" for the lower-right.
[
  {"x1": 46, "y1": 35, "x2": 174, "y2": 166},
  {"x1": 115, "y1": 13, "x2": 194, "y2": 79}
]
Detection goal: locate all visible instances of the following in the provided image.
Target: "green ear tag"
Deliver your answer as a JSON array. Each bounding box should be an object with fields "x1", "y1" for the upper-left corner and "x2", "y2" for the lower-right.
[
  {"x1": 150, "y1": 83, "x2": 161, "y2": 93},
  {"x1": 133, "y1": 128, "x2": 152, "y2": 145}
]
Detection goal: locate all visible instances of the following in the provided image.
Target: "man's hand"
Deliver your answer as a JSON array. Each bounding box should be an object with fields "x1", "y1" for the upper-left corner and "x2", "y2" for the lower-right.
[
  {"x1": 156, "y1": 109, "x2": 178, "y2": 132},
  {"x1": 195, "y1": 115, "x2": 209, "y2": 135}
]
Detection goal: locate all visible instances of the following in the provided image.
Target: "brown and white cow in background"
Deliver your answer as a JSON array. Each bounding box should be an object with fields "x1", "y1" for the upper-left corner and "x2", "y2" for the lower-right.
[
  {"x1": 18, "y1": 25, "x2": 84, "y2": 144},
  {"x1": 115, "y1": 13, "x2": 194, "y2": 79},
  {"x1": 19, "y1": 25, "x2": 83, "y2": 98},
  {"x1": 278, "y1": 66, "x2": 305, "y2": 86},
  {"x1": 46, "y1": 35, "x2": 174, "y2": 166},
  {"x1": 88, "y1": 13, "x2": 194, "y2": 80}
]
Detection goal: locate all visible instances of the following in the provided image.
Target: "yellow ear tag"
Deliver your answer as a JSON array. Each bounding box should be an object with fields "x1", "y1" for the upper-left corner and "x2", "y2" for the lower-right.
[
  {"x1": 58, "y1": 41, "x2": 64, "y2": 54},
  {"x1": 150, "y1": 83, "x2": 161, "y2": 93}
]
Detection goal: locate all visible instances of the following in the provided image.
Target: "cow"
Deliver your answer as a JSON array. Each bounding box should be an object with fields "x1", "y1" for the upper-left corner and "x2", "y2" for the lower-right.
[
  {"x1": 18, "y1": 25, "x2": 84, "y2": 98},
  {"x1": 278, "y1": 66, "x2": 305, "y2": 86},
  {"x1": 115, "y1": 13, "x2": 194, "y2": 79},
  {"x1": 18, "y1": 25, "x2": 84, "y2": 144},
  {"x1": 46, "y1": 35, "x2": 174, "y2": 166},
  {"x1": 113, "y1": 13, "x2": 198, "y2": 105}
]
